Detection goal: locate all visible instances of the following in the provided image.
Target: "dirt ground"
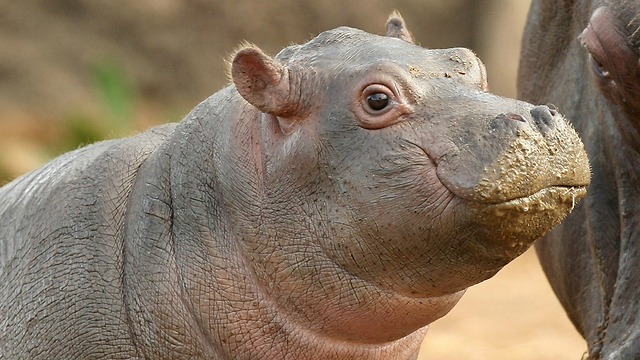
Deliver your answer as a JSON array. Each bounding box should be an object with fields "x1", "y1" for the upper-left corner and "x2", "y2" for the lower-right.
[{"x1": 418, "y1": 248, "x2": 587, "y2": 360}]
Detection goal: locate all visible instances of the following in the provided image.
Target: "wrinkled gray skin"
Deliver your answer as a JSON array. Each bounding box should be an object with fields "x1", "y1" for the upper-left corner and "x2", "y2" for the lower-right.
[
  {"x1": 519, "y1": 1, "x2": 640, "y2": 359},
  {"x1": 1, "y1": 16, "x2": 589, "y2": 359}
]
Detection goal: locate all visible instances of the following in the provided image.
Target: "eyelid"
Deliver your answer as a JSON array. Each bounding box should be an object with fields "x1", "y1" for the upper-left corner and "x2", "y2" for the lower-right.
[
  {"x1": 350, "y1": 66, "x2": 416, "y2": 129},
  {"x1": 359, "y1": 64, "x2": 417, "y2": 101},
  {"x1": 579, "y1": 7, "x2": 635, "y2": 82},
  {"x1": 362, "y1": 84, "x2": 395, "y2": 102}
]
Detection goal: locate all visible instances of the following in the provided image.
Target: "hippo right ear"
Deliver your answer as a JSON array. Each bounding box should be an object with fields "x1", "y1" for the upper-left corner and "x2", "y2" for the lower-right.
[
  {"x1": 231, "y1": 47, "x2": 299, "y2": 119},
  {"x1": 386, "y1": 11, "x2": 415, "y2": 44}
]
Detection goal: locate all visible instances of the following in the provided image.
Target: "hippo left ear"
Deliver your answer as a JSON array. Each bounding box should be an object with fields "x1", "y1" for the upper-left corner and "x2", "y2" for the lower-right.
[
  {"x1": 386, "y1": 11, "x2": 415, "y2": 44},
  {"x1": 232, "y1": 47, "x2": 300, "y2": 119}
]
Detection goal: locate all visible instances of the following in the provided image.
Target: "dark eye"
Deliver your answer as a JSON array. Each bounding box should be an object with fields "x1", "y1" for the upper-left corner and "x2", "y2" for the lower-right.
[
  {"x1": 366, "y1": 93, "x2": 389, "y2": 111},
  {"x1": 355, "y1": 83, "x2": 411, "y2": 129},
  {"x1": 589, "y1": 54, "x2": 610, "y2": 78}
]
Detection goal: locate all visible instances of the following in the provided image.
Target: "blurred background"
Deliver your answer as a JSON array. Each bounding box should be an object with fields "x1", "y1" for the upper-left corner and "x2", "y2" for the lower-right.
[{"x1": 0, "y1": 0, "x2": 587, "y2": 358}]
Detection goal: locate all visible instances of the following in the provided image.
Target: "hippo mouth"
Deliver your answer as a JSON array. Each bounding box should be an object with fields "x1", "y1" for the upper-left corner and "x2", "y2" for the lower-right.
[
  {"x1": 469, "y1": 184, "x2": 586, "y2": 214},
  {"x1": 463, "y1": 185, "x2": 587, "y2": 249}
]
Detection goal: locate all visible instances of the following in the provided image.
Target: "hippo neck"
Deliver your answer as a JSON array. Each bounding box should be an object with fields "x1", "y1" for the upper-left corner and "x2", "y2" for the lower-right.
[
  {"x1": 166, "y1": 179, "x2": 445, "y2": 359},
  {"x1": 192, "y1": 241, "x2": 432, "y2": 358},
  {"x1": 595, "y1": 109, "x2": 640, "y2": 296},
  {"x1": 211, "y1": 228, "x2": 466, "y2": 358}
]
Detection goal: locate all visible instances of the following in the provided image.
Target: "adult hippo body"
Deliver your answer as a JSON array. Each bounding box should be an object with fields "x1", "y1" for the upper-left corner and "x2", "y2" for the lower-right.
[
  {"x1": 0, "y1": 15, "x2": 589, "y2": 359},
  {"x1": 519, "y1": 1, "x2": 640, "y2": 359}
]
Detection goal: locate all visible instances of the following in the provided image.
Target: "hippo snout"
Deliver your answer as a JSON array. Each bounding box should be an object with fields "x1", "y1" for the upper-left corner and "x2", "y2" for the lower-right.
[
  {"x1": 430, "y1": 97, "x2": 590, "y2": 251},
  {"x1": 436, "y1": 99, "x2": 589, "y2": 205},
  {"x1": 479, "y1": 103, "x2": 590, "y2": 202}
]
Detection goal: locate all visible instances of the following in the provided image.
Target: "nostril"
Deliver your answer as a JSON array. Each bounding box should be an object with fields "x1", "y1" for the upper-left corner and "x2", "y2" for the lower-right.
[
  {"x1": 490, "y1": 112, "x2": 528, "y2": 135},
  {"x1": 531, "y1": 105, "x2": 554, "y2": 124},
  {"x1": 505, "y1": 113, "x2": 526, "y2": 122},
  {"x1": 530, "y1": 105, "x2": 557, "y2": 134}
]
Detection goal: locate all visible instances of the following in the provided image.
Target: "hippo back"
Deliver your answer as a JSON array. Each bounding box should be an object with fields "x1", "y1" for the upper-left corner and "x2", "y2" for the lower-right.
[{"x1": 0, "y1": 124, "x2": 176, "y2": 358}]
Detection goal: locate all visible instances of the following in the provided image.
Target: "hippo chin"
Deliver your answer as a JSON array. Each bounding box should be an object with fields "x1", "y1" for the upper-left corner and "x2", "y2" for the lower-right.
[
  {"x1": 520, "y1": 1, "x2": 640, "y2": 359},
  {"x1": 0, "y1": 13, "x2": 589, "y2": 359}
]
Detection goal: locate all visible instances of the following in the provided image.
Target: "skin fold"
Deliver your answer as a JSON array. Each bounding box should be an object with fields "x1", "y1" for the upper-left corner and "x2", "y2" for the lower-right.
[
  {"x1": 519, "y1": 1, "x2": 640, "y2": 359},
  {"x1": 1, "y1": 14, "x2": 589, "y2": 359}
]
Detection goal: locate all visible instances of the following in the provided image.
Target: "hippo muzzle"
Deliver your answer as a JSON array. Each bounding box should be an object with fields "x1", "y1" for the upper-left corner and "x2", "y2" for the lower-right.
[{"x1": 433, "y1": 98, "x2": 589, "y2": 252}]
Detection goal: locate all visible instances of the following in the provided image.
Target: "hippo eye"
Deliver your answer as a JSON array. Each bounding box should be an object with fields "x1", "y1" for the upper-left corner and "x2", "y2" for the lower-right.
[
  {"x1": 589, "y1": 54, "x2": 610, "y2": 78},
  {"x1": 579, "y1": 6, "x2": 640, "y2": 116},
  {"x1": 355, "y1": 82, "x2": 411, "y2": 129},
  {"x1": 366, "y1": 93, "x2": 390, "y2": 111},
  {"x1": 361, "y1": 84, "x2": 395, "y2": 115}
]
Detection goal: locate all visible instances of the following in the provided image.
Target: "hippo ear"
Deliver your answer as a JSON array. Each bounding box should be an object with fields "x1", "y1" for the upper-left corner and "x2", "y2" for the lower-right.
[
  {"x1": 231, "y1": 47, "x2": 299, "y2": 118},
  {"x1": 386, "y1": 11, "x2": 415, "y2": 44}
]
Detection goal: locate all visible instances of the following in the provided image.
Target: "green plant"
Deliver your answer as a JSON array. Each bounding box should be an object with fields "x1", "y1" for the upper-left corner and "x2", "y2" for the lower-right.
[{"x1": 56, "y1": 59, "x2": 138, "y2": 154}]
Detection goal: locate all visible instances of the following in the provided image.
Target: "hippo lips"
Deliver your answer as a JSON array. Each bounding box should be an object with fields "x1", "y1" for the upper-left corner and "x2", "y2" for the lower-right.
[
  {"x1": 463, "y1": 185, "x2": 587, "y2": 250},
  {"x1": 468, "y1": 185, "x2": 586, "y2": 217}
]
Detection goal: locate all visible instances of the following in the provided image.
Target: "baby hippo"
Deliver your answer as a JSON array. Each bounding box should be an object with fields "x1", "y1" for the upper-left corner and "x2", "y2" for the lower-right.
[{"x1": 0, "y1": 13, "x2": 589, "y2": 360}]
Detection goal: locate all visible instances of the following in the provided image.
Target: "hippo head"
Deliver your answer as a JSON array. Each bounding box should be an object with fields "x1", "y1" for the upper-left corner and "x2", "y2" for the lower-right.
[{"x1": 225, "y1": 13, "x2": 589, "y2": 343}]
